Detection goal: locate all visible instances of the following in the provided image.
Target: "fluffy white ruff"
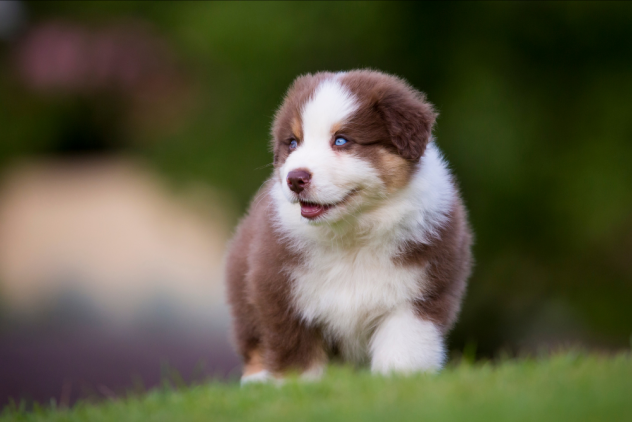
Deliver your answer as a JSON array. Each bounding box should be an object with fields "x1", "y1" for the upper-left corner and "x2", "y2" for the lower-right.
[{"x1": 370, "y1": 306, "x2": 445, "y2": 374}]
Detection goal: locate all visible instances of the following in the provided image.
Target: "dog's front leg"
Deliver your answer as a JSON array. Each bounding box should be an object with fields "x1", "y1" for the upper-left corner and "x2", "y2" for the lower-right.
[
  {"x1": 369, "y1": 305, "x2": 445, "y2": 375},
  {"x1": 261, "y1": 316, "x2": 327, "y2": 382},
  {"x1": 241, "y1": 329, "x2": 326, "y2": 385},
  {"x1": 241, "y1": 295, "x2": 327, "y2": 385}
]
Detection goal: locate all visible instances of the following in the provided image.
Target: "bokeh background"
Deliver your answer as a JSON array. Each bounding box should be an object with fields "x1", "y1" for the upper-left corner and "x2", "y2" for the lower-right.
[{"x1": 1, "y1": 0, "x2": 631, "y2": 407}]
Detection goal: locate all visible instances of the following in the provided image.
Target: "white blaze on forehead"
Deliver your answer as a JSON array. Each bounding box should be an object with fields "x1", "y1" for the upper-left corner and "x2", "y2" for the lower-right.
[
  {"x1": 278, "y1": 76, "x2": 383, "y2": 212},
  {"x1": 301, "y1": 79, "x2": 358, "y2": 143}
]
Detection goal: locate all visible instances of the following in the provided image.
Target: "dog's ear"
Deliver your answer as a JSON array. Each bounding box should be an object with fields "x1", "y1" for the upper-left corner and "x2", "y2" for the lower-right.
[{"x1": 377, "y1": 89, "x2": 437, "y2": 162}]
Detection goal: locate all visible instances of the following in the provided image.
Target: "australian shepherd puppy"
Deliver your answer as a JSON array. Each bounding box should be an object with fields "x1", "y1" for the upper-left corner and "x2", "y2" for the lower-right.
[{"x1": 226, "y1": 70, "x2": 472, "y2": 383}]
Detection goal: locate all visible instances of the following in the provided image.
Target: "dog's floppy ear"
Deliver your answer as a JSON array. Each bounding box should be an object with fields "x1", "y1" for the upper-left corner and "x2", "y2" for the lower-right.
[{"x1": 377, "y1": 88, "x2": 437, "y2": 162}]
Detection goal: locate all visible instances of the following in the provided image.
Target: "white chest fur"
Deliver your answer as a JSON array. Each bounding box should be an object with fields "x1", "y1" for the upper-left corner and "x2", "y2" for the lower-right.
[{"x1": 289, "y1": 244, "x2": 426, "y2": 362}]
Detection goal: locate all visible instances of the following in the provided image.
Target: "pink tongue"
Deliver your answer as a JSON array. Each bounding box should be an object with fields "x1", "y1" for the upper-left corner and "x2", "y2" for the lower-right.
[{"x1": 300, "y1": 202, "x2": 326, "y2": 219}]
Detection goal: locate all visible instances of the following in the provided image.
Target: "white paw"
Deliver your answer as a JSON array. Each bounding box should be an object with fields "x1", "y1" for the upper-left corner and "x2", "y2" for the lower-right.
[
  {"x1": 301, "y1": 364, "x2": 325, "y2": 381},
  {"x1": 240, "y1": 370, "x2": 272, "y2": 386},
  {"x1": 370, "y1": 306, "x2": 445, "y2": 375}
]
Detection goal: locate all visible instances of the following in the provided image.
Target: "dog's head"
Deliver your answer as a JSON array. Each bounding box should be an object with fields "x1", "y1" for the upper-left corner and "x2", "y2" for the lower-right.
[{"x1": 272, "y1": 70, "x2": 437, "y2": 223}]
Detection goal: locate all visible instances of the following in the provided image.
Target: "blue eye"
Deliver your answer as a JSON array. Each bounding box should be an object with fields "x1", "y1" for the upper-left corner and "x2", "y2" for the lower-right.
[
  {"x1": 334, "y1": 137, "x2": 348, "y2": 146},
  {"x1": 289, "y1": 140, "x2": 298, "y2": 149}
]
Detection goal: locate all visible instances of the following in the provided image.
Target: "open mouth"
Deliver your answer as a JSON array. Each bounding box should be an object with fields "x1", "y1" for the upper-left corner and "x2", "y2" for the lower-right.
[
  {"x1": 299, "y1": 201, "x2": 332, "y2": 219},
  {"x1": 299, "y1": 190, "x2": 359, "y2": 220}
]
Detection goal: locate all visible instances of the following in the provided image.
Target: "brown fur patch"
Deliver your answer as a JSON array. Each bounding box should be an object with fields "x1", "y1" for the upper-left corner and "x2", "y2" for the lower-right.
[
  {"x1": 243, "y1": 347, "x2": 265, "y2": 376},
  {"x1": 339, "y1": 70, "x2": 437, "y2": 162},
  {"x1": 378, "y1": 148, "x2": 413, "y2": 192},
  {"x1": 330, "y1": 121, "x2": 343, "y2": 135},
  {"x1": 226, "y1": 184, "x2": 327, "y2": 376},
  {"x1": 291, "y1": 117, "x2": 303, "y2": 141},
  {"x1": 396, "y1": 197, "x2": 473, "y2": 333}
]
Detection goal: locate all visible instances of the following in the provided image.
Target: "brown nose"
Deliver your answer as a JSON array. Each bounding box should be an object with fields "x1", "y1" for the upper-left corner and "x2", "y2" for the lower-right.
[{"x1": 287, "y1": 169, "x2": 311, "y2": 193}]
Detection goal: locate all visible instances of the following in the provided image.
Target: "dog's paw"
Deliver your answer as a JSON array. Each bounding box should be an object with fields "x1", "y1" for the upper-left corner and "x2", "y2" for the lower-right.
[
  {"x1": 240, "y1": 370, "x2": 272, "y2": 386},
  {"x1": 370, "y1": 307, "x2": 445, "y2": 375},
  {"x1": 300, "y1": 364, "x2": 325, "y2": 381}
]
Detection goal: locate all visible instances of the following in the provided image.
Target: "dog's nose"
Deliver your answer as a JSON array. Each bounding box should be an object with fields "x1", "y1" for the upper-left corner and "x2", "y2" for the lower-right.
[{"x1": 287, "y1": 170, "x2": 311, "y2": 194}]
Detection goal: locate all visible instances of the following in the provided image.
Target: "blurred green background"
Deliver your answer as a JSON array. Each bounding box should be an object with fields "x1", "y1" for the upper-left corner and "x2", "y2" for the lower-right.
[{"x1": 1, "y1": 1, "x2": 631, "y2": 361}]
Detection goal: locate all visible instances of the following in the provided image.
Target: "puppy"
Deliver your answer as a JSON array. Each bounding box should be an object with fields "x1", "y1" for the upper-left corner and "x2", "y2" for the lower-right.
[{"x1": 226, "y1": 70, "x2": 472, "y2": 383}]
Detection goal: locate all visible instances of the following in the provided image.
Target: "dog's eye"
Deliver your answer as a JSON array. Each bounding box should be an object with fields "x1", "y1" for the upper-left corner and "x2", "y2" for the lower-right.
[
  {"x1": 334, "y1": 137, "x2": 348, "y2": 146},
  {"x1": 289, "y1": 140, "x2": 298, "y2": 150}
]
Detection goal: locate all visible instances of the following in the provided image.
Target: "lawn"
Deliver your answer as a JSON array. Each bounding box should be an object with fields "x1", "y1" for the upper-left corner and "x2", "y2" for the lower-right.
[{"x1": 3, "y1": 351, "x2": 631, "y2": 422}]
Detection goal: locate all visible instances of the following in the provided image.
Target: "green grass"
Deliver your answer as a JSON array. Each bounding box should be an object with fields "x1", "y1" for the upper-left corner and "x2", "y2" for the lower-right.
[{"x1": 3, "y1": 352, "x2": 631, "y2": 422}]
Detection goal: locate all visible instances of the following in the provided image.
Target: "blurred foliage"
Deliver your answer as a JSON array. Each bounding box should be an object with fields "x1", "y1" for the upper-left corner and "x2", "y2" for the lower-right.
[{"x1": 1, "y1": 1, "x2": 631, "y2": 356}]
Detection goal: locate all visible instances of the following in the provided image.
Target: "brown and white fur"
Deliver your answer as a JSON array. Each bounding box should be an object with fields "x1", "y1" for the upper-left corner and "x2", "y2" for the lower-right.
[{"x1": 225, "y1": 70, "x2": 472, "y2": 384}]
